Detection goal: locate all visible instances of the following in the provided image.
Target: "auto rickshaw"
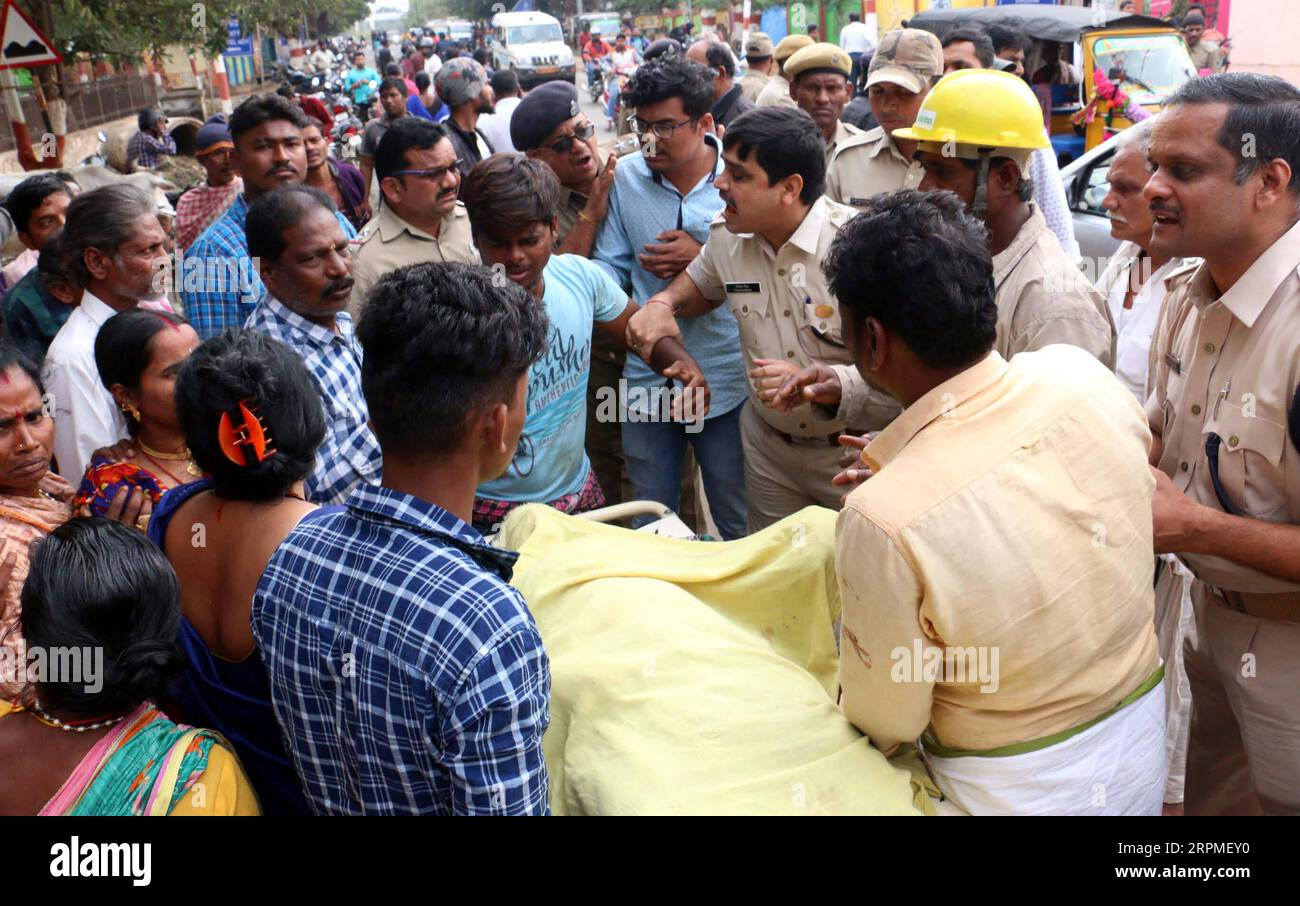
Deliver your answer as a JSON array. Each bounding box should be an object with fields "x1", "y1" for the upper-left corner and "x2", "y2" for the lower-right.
[{"x1": 909, "y1": 5, "x2": 1197, "y2": 166}]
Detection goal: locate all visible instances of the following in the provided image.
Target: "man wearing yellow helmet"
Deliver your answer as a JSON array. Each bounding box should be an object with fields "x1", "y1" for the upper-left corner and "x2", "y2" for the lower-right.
[{"x1": 898, "y1": 69, "x2": 1114, "y2": 366}]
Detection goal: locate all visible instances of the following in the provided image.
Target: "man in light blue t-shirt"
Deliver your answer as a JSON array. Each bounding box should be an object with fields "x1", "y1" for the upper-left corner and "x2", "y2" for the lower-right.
[{"x1": 461, "y1": 153, "x2": 711, "y2": 536}]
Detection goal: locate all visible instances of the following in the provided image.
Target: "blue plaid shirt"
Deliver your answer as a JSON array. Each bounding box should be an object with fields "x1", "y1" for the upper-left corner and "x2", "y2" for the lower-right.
[
  {"x1": 251, "y1": 483, "x2": 551, "y2": 815},
  {"x1": 126, "y1": 129, "x2": 176, "y2": 168},
  {"x1": 245, "y1": 295, "x2": 382, "y2": 505},
  {"x1": 179, "y1": 195, "x2": 357, "y2": 339}
]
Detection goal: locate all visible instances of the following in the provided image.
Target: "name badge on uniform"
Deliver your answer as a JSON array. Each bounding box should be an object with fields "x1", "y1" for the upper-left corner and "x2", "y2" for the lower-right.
[{"x1": 725, "y1": 282, "x2": 761, "y2": 294}]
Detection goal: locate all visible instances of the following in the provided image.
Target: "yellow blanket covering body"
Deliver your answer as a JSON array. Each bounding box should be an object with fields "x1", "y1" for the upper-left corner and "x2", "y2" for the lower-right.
[{"x1": 501, "y1": 505, "x2": 932, "y2": 815}]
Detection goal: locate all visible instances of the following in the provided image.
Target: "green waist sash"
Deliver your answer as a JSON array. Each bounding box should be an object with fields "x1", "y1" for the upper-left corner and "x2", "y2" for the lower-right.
[{"x1": 922, "y1": 665, "x2": 1165, "y2": 759}]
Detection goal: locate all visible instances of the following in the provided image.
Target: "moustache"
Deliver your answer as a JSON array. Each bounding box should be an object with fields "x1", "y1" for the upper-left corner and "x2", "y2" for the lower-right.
[
  {"x1": 323, "y1": 278, "x2": 354, "y2": 298},
  {"x1": 1149, "y1": 201, "x2": 1181, "y2": 220},
  {"x1": 267, "y1": 165, "x2": 297, "y2": 177}
]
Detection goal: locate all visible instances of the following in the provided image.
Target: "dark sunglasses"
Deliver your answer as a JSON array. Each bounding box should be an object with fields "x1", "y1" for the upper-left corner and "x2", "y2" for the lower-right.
[{"x1": 543, "y1": 121, "x2": 596, "y2": 155}]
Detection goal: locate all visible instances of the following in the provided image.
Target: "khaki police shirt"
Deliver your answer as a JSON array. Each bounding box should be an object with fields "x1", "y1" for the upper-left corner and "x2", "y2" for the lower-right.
[
  {"x1": 739, "y1": 69, "x2": 770, "y2": 104},
  {"x1": 1187, "y1": 41, "x2": 1225, "y2": 73},
  {"x1": 348, "y1": 201, "x2": 478, "y2": 317},
  {"x1": 1146, "y1": 217, "x2": 1300, "y2": 595},
  {"x1": 755, "y1": 74, "x2": 796, "y2": 109},
  {"x1": 554, "y1": 148, "x2": 608, "y2": 245},
  {"x1": 684, "y1": 196, "x2": 901, "y2": 437},
  {"x1": 824, "y1": 119, "x2": 861, "y2": 162},
  {"x1": 825, "y1": 126, "x2": 924, "y2": 207},
  {"x1": 992, "y1": 204, "x2": 1115, "y2": 367}
]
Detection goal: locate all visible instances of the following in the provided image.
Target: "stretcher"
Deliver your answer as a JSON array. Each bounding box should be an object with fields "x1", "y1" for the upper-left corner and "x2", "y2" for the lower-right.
[{"x1": 498, "y1": 502, "x2": 939, "y2": 815}]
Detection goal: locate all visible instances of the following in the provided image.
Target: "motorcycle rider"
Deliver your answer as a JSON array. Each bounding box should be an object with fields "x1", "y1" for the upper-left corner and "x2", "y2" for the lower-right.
[{"x1": 583, "y1": 28, "x2": 612, "y2": 93}]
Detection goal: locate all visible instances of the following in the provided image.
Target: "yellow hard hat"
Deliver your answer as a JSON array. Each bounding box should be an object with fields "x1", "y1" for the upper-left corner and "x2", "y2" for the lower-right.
[{"x1": 892, "y1": 68, "x2": 1049, "y2": 157}]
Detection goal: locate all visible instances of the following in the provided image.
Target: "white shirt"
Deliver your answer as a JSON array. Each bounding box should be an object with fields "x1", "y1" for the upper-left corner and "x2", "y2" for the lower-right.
[
  {"x1": 609, "y1": 48, "x2": 638, "y2": 70},
  {"x1": 44, "y1": 290, "x2": 129, "y2": 481},
  {"x1": 838, "y1": 20, "x2": 875, "y2": 56},
  {"x1": 310, "y1": 49, "x2": 334, "y2": 72},
  {"x1": 424, "y1": 53, "x2": 442, "y2": 77},
  {"x1": 477, "y1": 96, "x2": 521, "y2": 154},
  {"x1": 1097, "y1": 241, "x2": 1186, "y2": 402}
]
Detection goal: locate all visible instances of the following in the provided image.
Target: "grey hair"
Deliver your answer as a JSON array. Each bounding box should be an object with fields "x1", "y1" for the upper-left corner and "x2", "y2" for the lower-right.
[
  {"x1": 62, "y1": 184, "x2": 156, "y2": 286},
  {"x1": 1112, "y1": 115, "x2": 1159, "y2": 166}
]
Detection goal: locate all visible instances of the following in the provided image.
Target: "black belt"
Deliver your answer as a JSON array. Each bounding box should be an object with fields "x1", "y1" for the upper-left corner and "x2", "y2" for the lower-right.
[{"x1": 773, "y1": 428, "x2": 854, "y2": 448}]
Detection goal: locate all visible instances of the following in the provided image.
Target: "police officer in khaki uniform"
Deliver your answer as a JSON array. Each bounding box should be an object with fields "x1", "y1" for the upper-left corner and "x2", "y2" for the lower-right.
[
  {"x1": 898, "y1": 70, "x2": 1114, "y2": 366},
  {"x1": 511, "y1": 81, "x2": 615, "y2": 257},
  {"x1": 739, "y1": 32, "x2": 774, "y2": 103},
  {"x1": 1144, "y1": 73, "x2": 1300, "y2": 816},
  {"x1": 349, "y1": 117, "x2": 478, "y2": 316},
  {"x1": 783, "y1": 43, "x2": 860, "y2": 160},
  {"x1": 625, "y1": 107, "x2": 900, "y2": 531},
  {"x1": 756, "y1": 34, "x2": 813, "y2": 109},
  {"x1": 825, "y1": 29, "x2": 943, "y2": 207}
]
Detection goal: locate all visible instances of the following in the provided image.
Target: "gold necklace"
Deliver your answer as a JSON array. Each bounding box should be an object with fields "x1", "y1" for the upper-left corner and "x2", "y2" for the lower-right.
[{"x1": 138, "y1": 440, "x2": 203, "y2": 478}]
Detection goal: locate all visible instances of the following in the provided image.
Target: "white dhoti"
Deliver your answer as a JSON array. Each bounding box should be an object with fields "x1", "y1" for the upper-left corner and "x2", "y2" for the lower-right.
[{"x1": 921, "y1": 676, "x2": 1167, "y2": 816}]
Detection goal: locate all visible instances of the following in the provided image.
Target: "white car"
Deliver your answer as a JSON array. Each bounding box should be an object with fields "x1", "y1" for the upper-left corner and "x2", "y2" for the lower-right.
[
  {"x1": 1061, "y1": 138, "x2": 1122, "y2": 265},
  {"x1": 491, "y1": 11, "x2": 576, "y2": 90}
]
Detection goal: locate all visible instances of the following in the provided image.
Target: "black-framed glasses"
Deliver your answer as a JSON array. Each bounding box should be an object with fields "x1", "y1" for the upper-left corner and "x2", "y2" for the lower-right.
[
  {"x1": 542, "y1": 121, "x2": 596, "y2": 155},
  {"x1": 629, "y1": 115, "x2": 697, "y2": 140},
  {"x1": 391, "y1": 161, "x2": 462, "y2": 182}
]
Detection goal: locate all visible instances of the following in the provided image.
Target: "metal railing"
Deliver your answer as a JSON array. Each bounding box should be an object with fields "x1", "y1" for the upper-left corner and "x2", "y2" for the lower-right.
[{"x1": 0, "y1": 74, "x2": 160, "y2": 152}]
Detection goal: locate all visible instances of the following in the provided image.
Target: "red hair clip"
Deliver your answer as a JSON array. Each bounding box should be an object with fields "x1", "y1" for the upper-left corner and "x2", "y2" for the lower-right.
[{"x1": 217, "y1": 400, "x2": 277, "y2": 466}]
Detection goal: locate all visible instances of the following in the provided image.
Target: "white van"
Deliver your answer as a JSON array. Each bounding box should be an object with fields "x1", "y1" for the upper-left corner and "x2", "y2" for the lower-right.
[{"x1": 491, "y1": 11, "x2": 576, "y2": 89}]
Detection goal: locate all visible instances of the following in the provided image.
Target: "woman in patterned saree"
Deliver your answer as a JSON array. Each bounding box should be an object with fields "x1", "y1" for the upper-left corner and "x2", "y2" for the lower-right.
[
  {"x1": 74, "y1": 309, "x2": 202, "y2": 529},
  {"x1": 0, "y1": 341, "x2": 74, "y2": 699},
  {"x1": 0, "y1": 517, "x2": 260, "y2": 815}
]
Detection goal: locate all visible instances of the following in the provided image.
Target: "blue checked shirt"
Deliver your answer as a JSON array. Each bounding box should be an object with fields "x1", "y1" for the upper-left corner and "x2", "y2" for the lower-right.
[
  {"x1": 592, "y1": 132, "x2": 747, "y2": 418},
  {"x1": 126, "y1": 129, "x2": 176, "y2": 168},
  {"x1": 251, "y1": 483, "x2": 551, "y2": 815},
  {"x1": 180, "y1": 194, "x2": 357, "y2": 339},
  {"x1": 245, "y1": 295, "x2": 382, "y2": 505}
]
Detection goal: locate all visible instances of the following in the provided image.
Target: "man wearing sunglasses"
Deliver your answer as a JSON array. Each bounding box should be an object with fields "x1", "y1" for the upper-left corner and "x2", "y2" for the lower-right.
[
  {"x1": 348, "y1": 118, "x2": 478, "y2": 316},
  {"x1": 512, "y1": 82, "x2": 617, "y2": 259},
  {"x1": 592, "y1": 56, "x2": 749, "y2": 539}
]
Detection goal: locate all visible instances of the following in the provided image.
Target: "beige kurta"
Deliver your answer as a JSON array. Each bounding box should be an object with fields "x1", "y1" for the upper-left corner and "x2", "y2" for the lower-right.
[{"x1": 837, "y1": 348, "x2": 1159, "y2": 751}]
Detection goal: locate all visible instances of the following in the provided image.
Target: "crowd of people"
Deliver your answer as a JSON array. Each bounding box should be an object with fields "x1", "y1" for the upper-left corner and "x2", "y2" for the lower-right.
[{"x1": 0, "y1": 4, "x2": 1295, "y2": 815}]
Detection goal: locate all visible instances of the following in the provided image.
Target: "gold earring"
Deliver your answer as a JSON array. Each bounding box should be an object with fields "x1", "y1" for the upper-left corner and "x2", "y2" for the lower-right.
[{"x1": 121, "y1": 401, "x2": 140, "y2": 421}]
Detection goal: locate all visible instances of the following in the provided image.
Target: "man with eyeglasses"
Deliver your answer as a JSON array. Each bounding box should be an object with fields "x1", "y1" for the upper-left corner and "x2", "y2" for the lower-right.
[
  {"x1": 512, "y1": 82, "x2": 617, "y2": 258},
  {"x1": 592, "y1": 56, "x2": 749, "y2": 539},
  {"x1": 348, "y1": 118, "x2": 478, "y2": 317}
]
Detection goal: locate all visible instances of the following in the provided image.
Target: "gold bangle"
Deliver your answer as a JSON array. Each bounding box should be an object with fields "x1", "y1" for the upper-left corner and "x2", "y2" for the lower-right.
[{"x1": 578, "y1": 210, "x2": 598, "y2": 226}]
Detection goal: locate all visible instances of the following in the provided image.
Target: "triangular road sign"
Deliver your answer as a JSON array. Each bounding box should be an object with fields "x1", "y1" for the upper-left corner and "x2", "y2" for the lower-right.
[{"x1": 0, "y1": 0, "x2": 62, "y2": 71}]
